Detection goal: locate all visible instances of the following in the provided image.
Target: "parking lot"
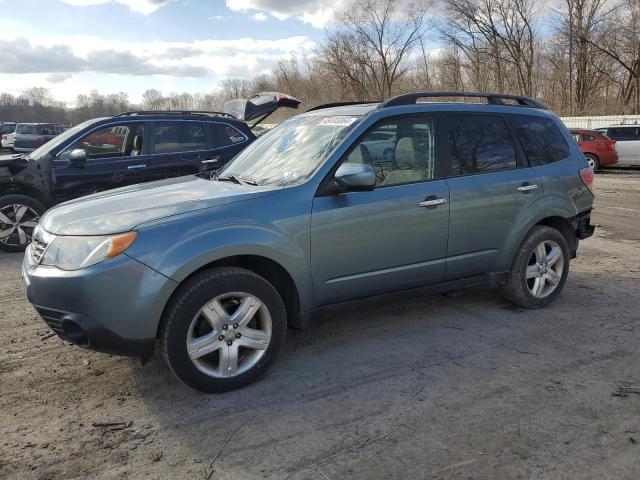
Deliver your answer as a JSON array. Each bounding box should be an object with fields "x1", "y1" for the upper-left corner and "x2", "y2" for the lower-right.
[{"x1": 0, "y1": 170, "x2": 638, "y2": 479}]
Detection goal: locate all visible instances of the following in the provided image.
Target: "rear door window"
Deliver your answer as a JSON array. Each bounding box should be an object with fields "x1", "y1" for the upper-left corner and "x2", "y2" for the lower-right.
[
  {"x1": 152, "y1": 122, "x2": 207, "y2": 154},
  {"x1": 38, "y1": 125, "x2": 56, "y2": 136},
  {"x1": 607, "y1": 127, "x2": 640, "y2": 141},
  {"x1": 448, "y1": 115, "x2": 517, "y2": 175},
  {"x1": 510, "y1": 115, "x2": 570, "y2": 165}
]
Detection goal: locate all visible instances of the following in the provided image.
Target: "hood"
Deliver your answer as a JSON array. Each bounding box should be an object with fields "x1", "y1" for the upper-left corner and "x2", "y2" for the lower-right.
[
  {"x1": 40, "y1": 175, "x2": 279, "y2": 236},
  {"x1": 0, "y1": 153, "x2": 27, "y2": 167}
]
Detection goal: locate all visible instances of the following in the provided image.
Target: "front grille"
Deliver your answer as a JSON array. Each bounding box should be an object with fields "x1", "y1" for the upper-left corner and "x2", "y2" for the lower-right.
[{"x1": 35, "y1": 306, "x2": 67, "y2": 339}]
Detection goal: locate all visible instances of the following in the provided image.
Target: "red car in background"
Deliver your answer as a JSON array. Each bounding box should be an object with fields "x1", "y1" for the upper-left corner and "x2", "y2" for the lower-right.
[{"x1": 570, "y1": 128, "x2": 618, "y2": 171}]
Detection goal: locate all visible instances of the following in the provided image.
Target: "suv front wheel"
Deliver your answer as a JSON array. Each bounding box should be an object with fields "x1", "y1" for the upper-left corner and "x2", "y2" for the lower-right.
[
  {"x1": 503, "y1": 226, "x2": 570, "y2": 308},
  {"x1": 160, "y1": 267, "x2": 286, "y2": 393}
]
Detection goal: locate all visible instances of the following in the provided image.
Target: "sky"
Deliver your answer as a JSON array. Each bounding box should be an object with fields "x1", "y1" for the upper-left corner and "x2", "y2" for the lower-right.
[{"x1": 0, "y1": 0, "x2": 351, "y2": 105}]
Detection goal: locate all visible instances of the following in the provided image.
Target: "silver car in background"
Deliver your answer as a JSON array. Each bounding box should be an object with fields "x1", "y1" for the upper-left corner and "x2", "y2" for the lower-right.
[
  {"x1": 596, "y1": 125, "x2": 640, "y2": 166},
  {"x1": 13, "y1": 123, "x2": 59, "y2": 153}
]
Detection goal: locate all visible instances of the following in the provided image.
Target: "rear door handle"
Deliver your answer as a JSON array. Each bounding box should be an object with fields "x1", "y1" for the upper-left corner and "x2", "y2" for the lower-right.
[
  {"x1": 127, "y1": 164, "x2": 146, "y2": 170},
  {"x1": 517, "y1": 183, "x2": 538, "y2": 192},
  {"x1": 419, "y1": 197, "x2": 447, "y2": 208},
  {"x1": 201, "y1": 157, "x2": 220, "y2": 164}
]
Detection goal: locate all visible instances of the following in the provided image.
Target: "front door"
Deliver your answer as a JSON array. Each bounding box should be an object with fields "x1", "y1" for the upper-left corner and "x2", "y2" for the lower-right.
[
  {"x1": 311, "y1": 115, "x2": 450, "y2": 305},
  {"x1": 444, "y1": 113, "x2": 544, "y2": 279},
  {"x1": 52, "y1": 122, "x2": 146, "y2": 202}
]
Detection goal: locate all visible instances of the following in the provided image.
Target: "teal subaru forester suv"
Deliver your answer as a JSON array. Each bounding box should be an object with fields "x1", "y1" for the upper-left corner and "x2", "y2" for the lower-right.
[{"x1": 22, "y1": 92, "x2": 595, "y2": 392}]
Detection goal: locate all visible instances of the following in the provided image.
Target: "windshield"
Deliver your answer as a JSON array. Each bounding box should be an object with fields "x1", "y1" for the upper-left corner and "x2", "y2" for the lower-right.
[
  {"x1": 29, "y1": 118, "x2": 103, "y2": 161},
  {"x1": 218, "y1": 115, "x2": 360, "y2": 186}
]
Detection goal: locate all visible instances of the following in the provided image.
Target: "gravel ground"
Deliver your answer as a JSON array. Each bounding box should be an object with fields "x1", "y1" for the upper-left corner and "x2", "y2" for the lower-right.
[{"x1": 1, "y1": 170, "x2": 639, "y2": 480}]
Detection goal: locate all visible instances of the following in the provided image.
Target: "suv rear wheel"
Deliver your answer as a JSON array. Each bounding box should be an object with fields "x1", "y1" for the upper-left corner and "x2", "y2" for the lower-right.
[
  {"x1": 0, "y1": 195, "x2": 45, "y2": 252},
  {"x1": 503, "y1": 226, "x2": 570, "y2": 308},
  {"x1": 160, "y1": 267, "x2": 286, "y2": 393}
]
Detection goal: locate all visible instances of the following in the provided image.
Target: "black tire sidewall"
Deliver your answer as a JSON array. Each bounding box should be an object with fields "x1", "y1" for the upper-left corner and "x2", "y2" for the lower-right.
[
  {"x1": 160, "y1": 267, "x2": 287, "y2": 393},
  {"x1": 0, "y1": 194, "x2": 45, "y2": 253},
  {"x1": 507, "y1": 226, "x2": 570, "y2": 308}
]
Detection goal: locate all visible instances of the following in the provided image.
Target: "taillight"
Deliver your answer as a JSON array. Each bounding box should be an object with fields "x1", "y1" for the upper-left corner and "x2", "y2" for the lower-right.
[
  {"x1": 605, "y1": 139, "x2": 616, "y2": 151},
  {"x1": 580, "y1": 166, "x2": 594, "y2": 192}
]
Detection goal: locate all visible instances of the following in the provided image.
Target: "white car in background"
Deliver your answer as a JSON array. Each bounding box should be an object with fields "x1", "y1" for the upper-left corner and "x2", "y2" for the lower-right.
[
  {"x1": 1, "y1": 123, "x2": 16, "y2": 150},
  {"x1": 595, "y1": 125, "x2": 640, "y2": 166}
]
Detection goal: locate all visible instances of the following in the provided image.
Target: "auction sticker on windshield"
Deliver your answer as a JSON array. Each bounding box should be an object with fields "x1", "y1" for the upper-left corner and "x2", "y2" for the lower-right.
[{"x1": 319, "y1": 117, "x2": 359, "y2": 126}]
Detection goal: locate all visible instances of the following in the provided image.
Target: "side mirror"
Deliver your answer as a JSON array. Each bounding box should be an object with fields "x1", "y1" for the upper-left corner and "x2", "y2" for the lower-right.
[
  {"x1": 334, "y1": 163, "x2": 376, "y2": 192},
  {"x1": 68, "y1": 149, "x2": 87, "y2": 167}
]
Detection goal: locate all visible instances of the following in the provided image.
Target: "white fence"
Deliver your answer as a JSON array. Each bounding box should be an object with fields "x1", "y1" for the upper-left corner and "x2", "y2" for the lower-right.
[{"x1": 560, "y1": 115, "x2": 640, "y2": 130}]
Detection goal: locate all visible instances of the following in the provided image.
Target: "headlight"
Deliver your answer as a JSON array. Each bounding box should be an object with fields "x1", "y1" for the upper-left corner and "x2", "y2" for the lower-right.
[{"x1": 40, "y1": 231, "x2": 137, "y2": 271}]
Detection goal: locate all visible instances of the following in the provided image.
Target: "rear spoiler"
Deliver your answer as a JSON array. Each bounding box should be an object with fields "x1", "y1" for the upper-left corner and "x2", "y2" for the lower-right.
[{"x1": 223, "y1": 92, "x2": 301, "y2": 129}]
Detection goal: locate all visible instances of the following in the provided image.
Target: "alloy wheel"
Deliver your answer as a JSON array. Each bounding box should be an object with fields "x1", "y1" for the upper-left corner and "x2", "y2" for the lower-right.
[
  {"x1": 525, "y1": 240, "x2": 564, "y2": 298},
  {"x1": 186, "y1": 292, "x2": 272, "y2": 378},
  {"x1": 0, "y1": 204, "x2": 40, "y2": 248}
]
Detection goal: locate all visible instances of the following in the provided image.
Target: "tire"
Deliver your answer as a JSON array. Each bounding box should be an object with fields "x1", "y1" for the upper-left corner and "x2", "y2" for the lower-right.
[
  {"x1": 160, "y1": 267, "x2": 287, "y2": 393},
  {"x1": 502, "y1": 226, "x2": 570, "y2": 308},
  {"x1": 584, "y1": 154, "x2": 599, "y2": 172},
  {"x1": 0, "y1": 194, "x2": 45, "y2": 253}
]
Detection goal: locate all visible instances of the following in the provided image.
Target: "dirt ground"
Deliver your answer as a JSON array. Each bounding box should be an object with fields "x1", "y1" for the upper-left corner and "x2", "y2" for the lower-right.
[{"x1": 1, "y1": 170, "x2": 639, "y2": 480}]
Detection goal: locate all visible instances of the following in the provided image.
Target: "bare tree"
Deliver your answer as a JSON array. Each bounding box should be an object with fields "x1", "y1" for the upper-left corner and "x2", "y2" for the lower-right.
[{"x1": 317, "y1": 0, "x2": 431, "y2": 99}]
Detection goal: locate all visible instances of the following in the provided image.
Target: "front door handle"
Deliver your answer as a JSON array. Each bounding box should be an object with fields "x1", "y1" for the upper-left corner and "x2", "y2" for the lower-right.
[
  {"x1": 419, "y1": 197, "x2": 448, "y2": 208},
  {"x1": 517, "y1": 183, "x2": 538, "y2": 192},
  {"x1": 127, "y1": 164, "x2": 146, "y2": 170}
]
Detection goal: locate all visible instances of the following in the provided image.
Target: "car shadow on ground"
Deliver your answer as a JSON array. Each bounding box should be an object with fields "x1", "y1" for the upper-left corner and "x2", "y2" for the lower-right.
[{"x1": 128, "y1": 284, "x2": 538, "y2": 434}]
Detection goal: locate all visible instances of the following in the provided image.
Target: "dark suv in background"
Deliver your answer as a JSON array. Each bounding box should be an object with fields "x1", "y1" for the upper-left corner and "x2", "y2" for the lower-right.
[{"x1": 0, "y1": 92, "x2": 300, "y2": 251}]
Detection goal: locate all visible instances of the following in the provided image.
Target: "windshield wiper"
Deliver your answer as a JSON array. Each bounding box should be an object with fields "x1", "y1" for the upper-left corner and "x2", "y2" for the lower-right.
[{"x1": 216, "y1": 174, "x2": 258, "y2": 186}]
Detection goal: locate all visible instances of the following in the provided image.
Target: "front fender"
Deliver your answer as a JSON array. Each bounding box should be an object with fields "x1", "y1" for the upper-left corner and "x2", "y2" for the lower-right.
[{"x1": 126, "y1": 193, "x2": 314, "y2": 312}]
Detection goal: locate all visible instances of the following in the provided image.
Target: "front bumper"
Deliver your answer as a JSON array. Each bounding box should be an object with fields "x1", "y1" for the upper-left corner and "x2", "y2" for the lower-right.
[{"x1": 22, "y1": 248, "x2": 178, "y2": 360}]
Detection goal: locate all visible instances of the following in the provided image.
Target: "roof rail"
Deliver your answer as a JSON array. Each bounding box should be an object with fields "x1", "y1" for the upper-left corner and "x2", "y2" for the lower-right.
[
  {"x1": 113, "y1": 110, "x2": 236, "y2": 118},
  {"x1": 306, "y1": 101, "x2": 380, "y2": 112},
  {"x1": 378, "y1": 92, "x2": 548, "y2": 110}
]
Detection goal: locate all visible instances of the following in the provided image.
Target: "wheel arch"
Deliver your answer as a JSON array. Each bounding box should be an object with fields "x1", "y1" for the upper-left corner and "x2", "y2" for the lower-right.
[
  {"x1": 156, "y1": 254, "x2": 304, "y2": 339},
  {"x1": 0, "y1": 183, "x2": 51, "y2": 209},
  {"x1": 535, "y1": 216, "x2": 577, "y2": 257}
]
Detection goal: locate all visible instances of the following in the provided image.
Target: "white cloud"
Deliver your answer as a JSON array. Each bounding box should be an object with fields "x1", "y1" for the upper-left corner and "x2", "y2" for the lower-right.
[
  {"x1": 226, "y1": 0, "x2": 346, "y2": 28},
  {"x1": 60, "y1": 0, "x2": 171, "y2": 15},
  {"x1": 0, "y1": 34, "x2": 316, "y2": 102},
  {"x1": 252, "y1": 12, "x2": 268, "y2": 21}
]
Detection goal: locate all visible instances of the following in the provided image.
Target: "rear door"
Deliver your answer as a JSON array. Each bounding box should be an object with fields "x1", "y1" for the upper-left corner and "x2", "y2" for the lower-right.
[
  {"x1": 444, "y1": 113, "x2": 544, "y2": 279},
  {"x1": 607, "y1": 126, "x2": 640, "y2": 166},
  {"x1": 202, "y1": 121, "x2": 251, "y2": 171},
  {"x1": 51, "y1": 122, "x2": 146, "y2": 202},
  {"x1": 141, "y1": 121, "x2": 210, "y2": 182}
]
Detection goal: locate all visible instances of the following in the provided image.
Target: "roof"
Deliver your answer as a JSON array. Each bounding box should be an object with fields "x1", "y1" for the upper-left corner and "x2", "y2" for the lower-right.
[{"x1": 301, "y1": 103, "x2": 379, "y2": 117}]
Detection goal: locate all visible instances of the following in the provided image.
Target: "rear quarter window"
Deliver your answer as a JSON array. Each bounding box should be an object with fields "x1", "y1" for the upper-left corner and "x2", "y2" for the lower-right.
[
  {"x1": 510, "y1": 116, "x2": 570, "y2": 165},
  {"x1": 206, "y1": 122, "x2": 247, "y2": 147}
]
